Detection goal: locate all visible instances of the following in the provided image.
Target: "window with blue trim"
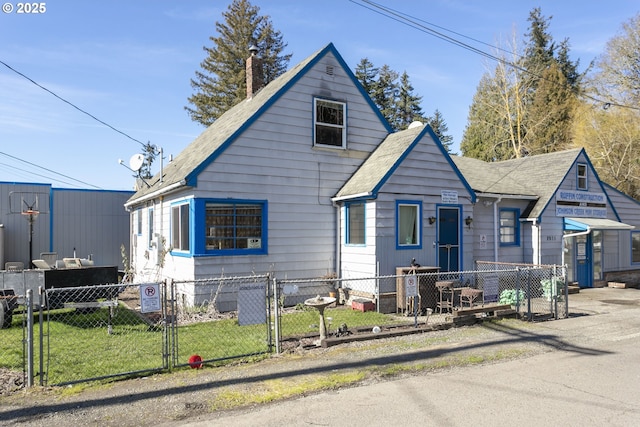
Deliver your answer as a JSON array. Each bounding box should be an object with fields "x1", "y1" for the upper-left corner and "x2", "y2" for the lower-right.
[
  {"x1": 632, "y1": 231, "x2": 640, "y2": 264},
  {"x1": 171, "y1": 203, "x2": 190, "y2": 251},
  {"x1": 397, "y1": 201, "x2": 421, "y2": 247},
  {"x1": 314, "y1": 98, "x2": 346, "y2": 148},
  {"x1": 577, "y1": 163, "x2": 587, "y2": 190},
  {"x1": 205, "y1": 202, "x2": 264, "y2": 251},
  {"x1": 346, "y1": 202, "x2": 365, "y2": 245},
  {"x1": 499, "y1": 208, "x2": 520, "y2": 246}
]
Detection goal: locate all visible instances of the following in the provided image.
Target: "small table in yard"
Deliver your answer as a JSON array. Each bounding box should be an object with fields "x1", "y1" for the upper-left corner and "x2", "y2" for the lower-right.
[{"x1": 459, "y1": 287, "x2": 484, "y2": 308}]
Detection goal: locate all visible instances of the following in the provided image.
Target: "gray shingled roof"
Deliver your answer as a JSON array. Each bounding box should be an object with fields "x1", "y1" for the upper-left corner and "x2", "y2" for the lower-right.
[
  {"x1": 334, "y1": 124, "x2": 426, "y2": 199},
  {"x1": 452, "y1": 148, "x2": 584, "y2": 219},
  {"x1": 126, "y1": 44, "x2": 331, "y2": 206}
]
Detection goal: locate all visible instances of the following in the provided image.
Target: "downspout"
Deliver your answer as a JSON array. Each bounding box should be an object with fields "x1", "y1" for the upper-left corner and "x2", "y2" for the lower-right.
[
  {"x1": 561, "y1": 229, "x2": 591, "y2": 270},
  {"x1": 333, "y1": 201, "x2": 341, "y2": 279},
  {"x1": 533, "y1": 218, "x2": 541, "y2": 265}
]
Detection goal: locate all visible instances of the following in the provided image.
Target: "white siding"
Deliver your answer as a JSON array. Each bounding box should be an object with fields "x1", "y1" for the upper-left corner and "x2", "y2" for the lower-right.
[
  {"x1": 340, "y1": 132, "x2": 474, "y2": 294},
  {"x1": 340, "y1": 202, "x2": 378, "y2": 282},
  {"x1": 134, "y1": 51, "x2": 390, "y2": 283}
]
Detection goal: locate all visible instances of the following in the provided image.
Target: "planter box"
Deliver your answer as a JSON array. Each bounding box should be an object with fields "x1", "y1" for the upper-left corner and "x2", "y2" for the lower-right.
[{"x1": 352, "y1": 298, "x2": 375, "y2": 312}]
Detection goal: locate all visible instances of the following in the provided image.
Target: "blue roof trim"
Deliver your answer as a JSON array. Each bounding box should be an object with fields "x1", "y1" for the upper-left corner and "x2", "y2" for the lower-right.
[
  {"x1": 535, "y1": 148, "x2": 621, "y2": 223},
  {"x1": 369, "y1": 125, "x2": 429, "y2": 197},
  {"x1": 603, "y1": 182, "x2": 640, "y2": 207},
  {"x1": 424, "y1": 124, "x2": 476, "y2": 204},
  {"x1": 368, "y1": 124, "x2": 476, "y2": 202},
  {"x1": 330, "y1": 46, "x2": 394, "y2": 133},
  {"x1": 185, "y1": 43, "x2": 391, "y2": 186},
  {"x1": 534, "y1": 149, "x2": 582, "y2": 223}
]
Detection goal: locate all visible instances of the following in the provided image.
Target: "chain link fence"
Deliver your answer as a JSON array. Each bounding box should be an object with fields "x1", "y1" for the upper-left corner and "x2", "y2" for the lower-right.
[
  {"x1": 2, "y1": 264, "x2": 567, "y2": 390},
  {"x1": 475, "y1": 262, "x2": 568, "y2": 320},
  {"x1": 170, "y1": 275, "x2": 273, "y2": 369},
  {"x1": 0, "y1": 288, "x2": 28, "y2": 394},
  {"x1": 41, "y1": 284, "x2": 168, "y2": 386}
]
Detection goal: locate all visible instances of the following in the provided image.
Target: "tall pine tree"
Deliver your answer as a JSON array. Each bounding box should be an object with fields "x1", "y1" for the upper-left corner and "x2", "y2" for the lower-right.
[{"x1": 185, "y1": 0, "x2": 291, "y2": 126}]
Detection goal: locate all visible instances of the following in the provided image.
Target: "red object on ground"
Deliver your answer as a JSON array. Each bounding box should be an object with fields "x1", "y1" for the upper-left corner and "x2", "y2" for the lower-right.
[
  {"x1": 351, "y1": 299, "x2": 375, "y2": 312},
  {"x1": 188, "y1": 354, "x2": 203, "y2": 369}
]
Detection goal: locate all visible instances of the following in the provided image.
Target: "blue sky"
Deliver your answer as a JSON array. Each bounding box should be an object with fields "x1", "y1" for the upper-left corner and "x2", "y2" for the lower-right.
[{"x1": 1, "y1": 0, "x2": 637, "y2": 191}]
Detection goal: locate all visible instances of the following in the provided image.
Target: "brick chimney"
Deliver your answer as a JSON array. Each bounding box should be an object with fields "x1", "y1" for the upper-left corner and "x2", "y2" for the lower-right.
[{"x1": 246, "y1": 45, "x2": 263, "y2": 99}]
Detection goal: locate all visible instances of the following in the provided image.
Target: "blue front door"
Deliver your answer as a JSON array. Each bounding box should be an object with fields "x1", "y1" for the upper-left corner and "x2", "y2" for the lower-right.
[
  {"x1": 437, "y1": 207, "x2": 460, "y2": 272},
  {"x1": 575, "y1": 234, "x2": 592, "y2": 288}
]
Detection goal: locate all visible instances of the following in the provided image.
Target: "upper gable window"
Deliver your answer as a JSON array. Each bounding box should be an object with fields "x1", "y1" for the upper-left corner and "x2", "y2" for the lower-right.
[
  {"x1": 314, "y1": 98, "x2": 346, "y2": 148},
  {"x1": 577, "y1": 164, "x2": 588, "y2": 190}
]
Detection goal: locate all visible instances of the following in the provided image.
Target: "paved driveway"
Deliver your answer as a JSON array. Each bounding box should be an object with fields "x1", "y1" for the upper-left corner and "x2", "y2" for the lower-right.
[{"x1": 190, "y1": 287, "x2": 640, "y2": 426}]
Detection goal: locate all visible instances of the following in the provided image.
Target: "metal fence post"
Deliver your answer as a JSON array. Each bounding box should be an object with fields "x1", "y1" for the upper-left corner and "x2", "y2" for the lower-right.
[
  {"x1": 38, "y1": 286, "x2": 44, "y2": 386},
  {"x1": 26, "y1": 289, "x2": 34, "y2": 387},
  {"x1": 526, "y1": 268, "x2": 532, "y2": 321},
  {"x1": 272, "y1": 276, "x2": 281, "y2": 355},
  {"x1": 169, "y1": 278, "x2": 176, "y2": 369},
  {"x1": 163, "y1": 279, "x2": 169, "y2": 370},
  {"x1": 515, "y1": 268, "x2": 521, "y2": 316},
  {"x1": 265, "y1": 275, "x2": 273, "y2": 353}
]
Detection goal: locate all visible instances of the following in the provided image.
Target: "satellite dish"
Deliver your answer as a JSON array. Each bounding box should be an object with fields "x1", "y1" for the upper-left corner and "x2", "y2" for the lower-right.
[
  {"x1": 408, "y1": 121, "x2": 423, "y2": 129},
  {"x1": 129, "y1": 153, "x2": 144, "y2": 172}
]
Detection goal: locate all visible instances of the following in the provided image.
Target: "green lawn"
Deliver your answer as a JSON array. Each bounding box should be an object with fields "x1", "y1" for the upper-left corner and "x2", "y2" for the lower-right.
[{"x1": 1, "y1": 303, "x2": 401, "y2": 385}]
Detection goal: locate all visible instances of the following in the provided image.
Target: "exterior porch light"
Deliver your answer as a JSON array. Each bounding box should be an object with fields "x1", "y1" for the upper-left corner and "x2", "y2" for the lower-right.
[
  {"x1": 428, "y1": 216, "x2": 436, "y2": 225},
  {"x1": 465, "y1": 216, "x2": 473, "y2": 229}
]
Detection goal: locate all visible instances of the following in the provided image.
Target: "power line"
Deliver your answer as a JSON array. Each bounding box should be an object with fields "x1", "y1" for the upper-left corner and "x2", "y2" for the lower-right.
[
  {"x1": 351, "y1": 0, "x2": 640, "y2": 112},
  {"x1": 0, "y1": 151, "x2": 102, "y2": 189},
  {"x1": 0, "y1": 59, "x2": 148, "y2": 148}
]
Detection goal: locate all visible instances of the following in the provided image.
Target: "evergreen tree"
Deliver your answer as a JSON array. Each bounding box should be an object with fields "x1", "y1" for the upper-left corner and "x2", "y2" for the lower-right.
[
  {"x1": 354, "y1": 58, "x2": 378, "y2": 95},
  {"x1": 527, "y1": 62, "x2": 576, "y2": 154},
  {"x1": 185, "y1": 0, "x2": 291, "y2": 126},
  {"x1": 396, "y1": 71, "x2": 426, "y2": 130},
  {"x1": 522, "y1": 7, "x2": 555, "y2": 90},
  {"x1": 461, "y1": 72, "x2": 514, "y2": 161},
  {"x1": 372, "y1": 64, "x2": 399, "y2": 127},
  {"x1": 427, "y1": 109, "x2": 454, "y2": 152}
]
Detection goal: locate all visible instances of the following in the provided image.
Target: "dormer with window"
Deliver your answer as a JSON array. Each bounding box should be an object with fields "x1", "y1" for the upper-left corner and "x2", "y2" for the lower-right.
[{"x1": 314, "y1": 98, "x2": 346, "y2": 149}]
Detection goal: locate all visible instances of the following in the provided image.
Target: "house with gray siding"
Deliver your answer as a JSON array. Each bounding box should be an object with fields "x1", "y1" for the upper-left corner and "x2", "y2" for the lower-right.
[
  {"x1": 125, "y1": 43, "x2": 640, "y2": 310},
  {"x1": 124, "y1": 43, "x2": 475, "y2": 307},
  {"x1": 453, "y1": 148, "x2": 640, "y2": 288}
]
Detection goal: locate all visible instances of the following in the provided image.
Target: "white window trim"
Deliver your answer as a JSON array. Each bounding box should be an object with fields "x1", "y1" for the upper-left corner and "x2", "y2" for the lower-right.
[{"x1": 313, "y1": 98, "x2": 346, "y2": 149}]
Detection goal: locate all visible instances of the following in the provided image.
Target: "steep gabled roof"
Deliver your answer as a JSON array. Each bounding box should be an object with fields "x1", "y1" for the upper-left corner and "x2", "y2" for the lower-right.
[
  {"x1": 126, "y1": 43, "x2": 389, "y2": 206},
  {"x1": 334, "y1": 124, "x2": 475, "y2": 202},
  {"x1": 452, "y1": 148, "x2": 585, "y2": 219}
]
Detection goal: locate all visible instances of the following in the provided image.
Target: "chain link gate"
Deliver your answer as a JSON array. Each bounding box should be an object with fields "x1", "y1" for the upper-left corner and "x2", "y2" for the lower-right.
[
  {"x1": 169, "y1": 275, "x2": 273, "y2": 369},
  {"x1": 41, "y1": 283, "x2": 169, "y2": 386}
]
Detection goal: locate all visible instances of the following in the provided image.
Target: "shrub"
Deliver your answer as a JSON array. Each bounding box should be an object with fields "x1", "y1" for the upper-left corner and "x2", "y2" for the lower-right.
[{"x1": 498, "y1": 289, "x2": 525, "y2": 305}]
